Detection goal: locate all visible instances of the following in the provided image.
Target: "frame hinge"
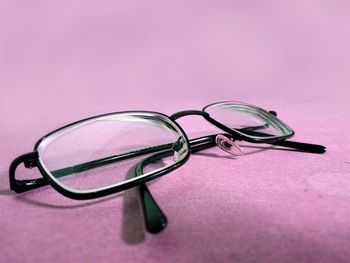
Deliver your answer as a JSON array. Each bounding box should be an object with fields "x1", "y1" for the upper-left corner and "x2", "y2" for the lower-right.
[{"x1": 23, "y1": 154, "x2": 38, "y2": 168}]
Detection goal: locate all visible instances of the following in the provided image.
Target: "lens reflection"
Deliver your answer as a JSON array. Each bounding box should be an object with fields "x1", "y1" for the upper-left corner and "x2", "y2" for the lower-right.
[{"x1": 37, "y1": 113, "x2": 188, "y2": 193}]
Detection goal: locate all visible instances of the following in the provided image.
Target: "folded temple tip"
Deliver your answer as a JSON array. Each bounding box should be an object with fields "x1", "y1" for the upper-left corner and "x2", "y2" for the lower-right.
[
  {"x1": 309, "y1": 144, "x2": 327, "y2": 154},
  {"x1": 146, "y1": 216, "x2": 168, "y2": 234},
  {"x1": 319, "y1": 145, "x2": 327, "y2": 154}
]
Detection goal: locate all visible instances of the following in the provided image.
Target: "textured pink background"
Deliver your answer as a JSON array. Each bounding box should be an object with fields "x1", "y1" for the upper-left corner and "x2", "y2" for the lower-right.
[{"x1": 1, "y1": 1, "x2": 350, "y2": 262}]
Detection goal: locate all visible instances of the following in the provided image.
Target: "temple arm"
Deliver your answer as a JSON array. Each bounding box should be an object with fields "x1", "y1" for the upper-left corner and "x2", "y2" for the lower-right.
[
  {"x1": 238, "y1": 129, "x2": 326, "y2": 153},
  {"x1": 9, "y1": 142, "x2": 175, "y2": 193},
  {"x1": 9, "y1": 130, "x2": 326, "y2": 194}
]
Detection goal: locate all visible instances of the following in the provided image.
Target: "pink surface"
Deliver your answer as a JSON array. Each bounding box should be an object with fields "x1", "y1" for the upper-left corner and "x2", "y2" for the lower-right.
[{"x1": 1, "y1": 1, "x2": 350, "y2": 262}]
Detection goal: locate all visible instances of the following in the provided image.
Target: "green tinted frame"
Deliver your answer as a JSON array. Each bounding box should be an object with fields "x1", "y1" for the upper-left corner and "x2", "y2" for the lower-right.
[{"x1": 9, "y1": 101, "x2": 326, "y2": 233}]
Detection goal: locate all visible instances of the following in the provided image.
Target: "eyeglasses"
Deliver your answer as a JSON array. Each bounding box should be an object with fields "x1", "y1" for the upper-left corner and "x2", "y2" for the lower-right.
[{"x1": 9, "y1": 101, "x2": 326, "y2": 233}]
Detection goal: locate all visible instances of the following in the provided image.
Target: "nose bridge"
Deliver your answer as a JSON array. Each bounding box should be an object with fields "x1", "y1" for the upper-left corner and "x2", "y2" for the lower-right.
[
  {"x1": 170, "y1": 110, "x2": 209, "y2": 121},
  {"x1": 170, "y1": 109, "x2": 246, "y2": 142}
]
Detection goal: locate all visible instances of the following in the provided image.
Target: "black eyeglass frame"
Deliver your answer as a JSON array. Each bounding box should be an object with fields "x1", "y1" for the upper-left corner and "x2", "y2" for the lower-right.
[{"x1": 9, "y1": 102, "x2": 326, "y2": 232}]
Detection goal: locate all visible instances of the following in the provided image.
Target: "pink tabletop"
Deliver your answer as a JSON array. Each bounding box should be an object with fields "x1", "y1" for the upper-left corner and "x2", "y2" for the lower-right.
[{"x1": 1, "y1": 1, "x2": 350, "y2": 262}]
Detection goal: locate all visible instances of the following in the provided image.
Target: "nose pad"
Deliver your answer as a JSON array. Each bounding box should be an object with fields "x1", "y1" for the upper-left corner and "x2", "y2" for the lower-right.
[{"x1": 215, "y1": 134, "x2": 245, "y2": 156}]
